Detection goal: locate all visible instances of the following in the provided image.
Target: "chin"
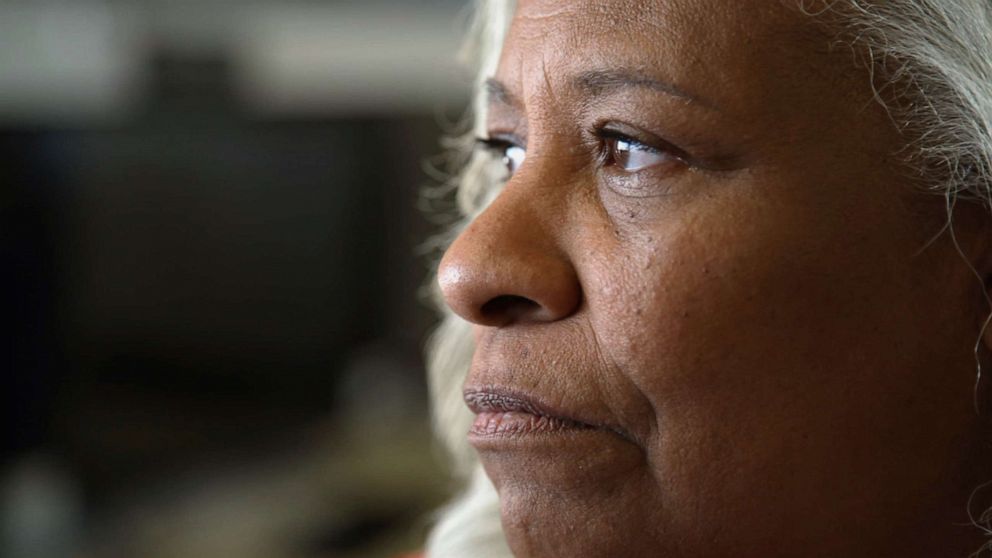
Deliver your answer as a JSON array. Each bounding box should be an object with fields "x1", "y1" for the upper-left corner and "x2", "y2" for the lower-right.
[{"x1": 493, "y1": 471, "x2": 664, "y2": 558}]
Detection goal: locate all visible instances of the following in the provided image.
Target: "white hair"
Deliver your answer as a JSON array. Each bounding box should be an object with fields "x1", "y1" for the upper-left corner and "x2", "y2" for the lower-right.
[
  {"x1": 423, "y1": 2, "x2": 515, "y2": 557},
  {"x1": 832, "y1": 0, "x2": 992, "y2": 209},
  {"x1": 423, "y1": 1, "x2": 992, "y2": 556}
]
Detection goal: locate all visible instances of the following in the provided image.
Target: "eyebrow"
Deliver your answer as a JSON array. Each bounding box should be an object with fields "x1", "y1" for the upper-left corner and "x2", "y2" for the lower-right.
[
  {"x1": 573, "y1": 68, "x2": 710, "y2": 107},
  {"x1": 484, "y1": 68, "x2": 716, "y2": 112},
  {"x1": 484, "y1": 78, "x2": 521, "y2": 109}
]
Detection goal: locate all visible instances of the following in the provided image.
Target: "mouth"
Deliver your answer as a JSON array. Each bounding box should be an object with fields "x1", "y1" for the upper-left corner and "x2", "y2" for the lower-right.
[
  {"x1": 464, "y1": 388, "x2": 601, "y2": 439},
  {"x1": 463, "y1": 386, "x2": 645, "y2": 490}
]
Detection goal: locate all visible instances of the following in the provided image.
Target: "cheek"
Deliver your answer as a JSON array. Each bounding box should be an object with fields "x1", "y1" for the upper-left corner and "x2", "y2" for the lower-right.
[
  {"x1": 579, "y1": 188, "x2": 980, "y2": 538},
  {"x1": 587, "y1": 177, "x2": 935, "y2": 406}
]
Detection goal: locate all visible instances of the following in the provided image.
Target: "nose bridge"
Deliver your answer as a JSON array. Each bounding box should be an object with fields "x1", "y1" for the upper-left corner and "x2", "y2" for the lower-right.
[{"x1": 437, "y1": 167, "x2": 582, "y2": 327}]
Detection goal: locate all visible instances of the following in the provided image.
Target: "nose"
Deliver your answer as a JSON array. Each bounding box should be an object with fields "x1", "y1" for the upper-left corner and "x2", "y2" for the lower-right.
[{"x1": 437, "y1": 184, "x2": 582, "y2": 327}]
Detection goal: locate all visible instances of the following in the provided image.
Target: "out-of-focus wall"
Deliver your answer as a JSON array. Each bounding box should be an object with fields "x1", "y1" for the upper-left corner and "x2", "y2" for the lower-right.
[
  {"x1": 2, "y1": 2, "x2": 470, "y2": 557},
  {"x1": 0, "y1": 0, "x2": 469, "y2": 121}
]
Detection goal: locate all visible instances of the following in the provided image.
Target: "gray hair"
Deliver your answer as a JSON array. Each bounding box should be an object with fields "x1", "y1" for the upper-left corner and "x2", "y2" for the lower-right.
[
  {"x1": 423, "y1": 1, "x2": 992, "y2": 556},
  {"x1": 831, "y1": 0, "x2": 992, "y2": 209}
]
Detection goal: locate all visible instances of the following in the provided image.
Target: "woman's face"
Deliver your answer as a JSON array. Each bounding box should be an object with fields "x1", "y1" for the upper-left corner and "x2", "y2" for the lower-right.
[{"x1": 438, "y1": 1, "x2": 992, "y2": 556}]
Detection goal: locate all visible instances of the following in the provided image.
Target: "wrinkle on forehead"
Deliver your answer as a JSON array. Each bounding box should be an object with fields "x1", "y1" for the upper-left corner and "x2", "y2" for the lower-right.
[
  {"x1": 513, "y1": 0, "x2": 668, "y2": 42},
  {"x1": 500, "y1": 0, "x2": 871, "y2": 124},
  {"x1": 510, "y1": 0, "x2": 830, "y2": 61},
  {"x1": 516, "y1": 0, "x2": 666, "y2": 24},
  {"x1": 505, "y1": 0, "x2": 736, "y2": 84},
  {"x1": 504, "y1": 0, "x2": 680, "y2": 109}
]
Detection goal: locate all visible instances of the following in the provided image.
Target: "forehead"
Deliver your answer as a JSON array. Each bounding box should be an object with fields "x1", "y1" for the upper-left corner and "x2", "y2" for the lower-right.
[{"x1": 498, "y1": 0, "x2": 850, "y2": 118}]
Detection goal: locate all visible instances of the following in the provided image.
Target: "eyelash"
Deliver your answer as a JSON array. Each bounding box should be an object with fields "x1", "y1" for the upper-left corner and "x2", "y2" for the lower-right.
[
  {"x1": 476, "y1": 137, "x2": 519, "y2": 158},
  {"x1": 476, "y1": 127, "x2": 686, "y2": 179}
]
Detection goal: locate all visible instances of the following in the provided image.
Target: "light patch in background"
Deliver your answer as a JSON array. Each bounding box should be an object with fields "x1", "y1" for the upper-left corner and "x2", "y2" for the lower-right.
[
  {"x1": 0, "y1": 1, "x2": 470, "y2": 124},
  {"x1": 0, "y1": 2, "x2": 144, "y2": 125},
  {"x1": 234, "y1": 3, "x2": 470, "y2": 116}
]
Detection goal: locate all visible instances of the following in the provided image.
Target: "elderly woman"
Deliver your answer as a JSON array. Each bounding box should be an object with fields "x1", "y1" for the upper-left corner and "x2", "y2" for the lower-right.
[{"x1": 423, "y1": 1, "x2": 992, "y2": 557}]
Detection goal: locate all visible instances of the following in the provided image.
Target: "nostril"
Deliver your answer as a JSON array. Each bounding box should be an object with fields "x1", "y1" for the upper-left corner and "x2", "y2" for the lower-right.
[{"x1": 481, "y1": 295, "x2": 541, "y2": 323}]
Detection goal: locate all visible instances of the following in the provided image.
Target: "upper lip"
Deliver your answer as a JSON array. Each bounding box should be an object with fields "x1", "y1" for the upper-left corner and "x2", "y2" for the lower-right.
[
  {"x1": 463, "y1": 386, "x2": 630, "y2": 439},
  {"x1": 465, "y1": 387, "x2": 578, "y2": 420}
]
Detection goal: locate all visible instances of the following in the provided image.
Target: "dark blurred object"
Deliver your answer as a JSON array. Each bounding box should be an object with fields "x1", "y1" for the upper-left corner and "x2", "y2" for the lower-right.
[
  {"x1": 2, "y1": 1, "x2": 468, "y2": 556},
  {"x1": 3, "y1": 131, "x2": 64, "y2": 460}
]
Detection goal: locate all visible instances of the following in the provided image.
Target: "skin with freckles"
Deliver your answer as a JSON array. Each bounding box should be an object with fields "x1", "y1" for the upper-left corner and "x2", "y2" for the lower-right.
[{"x1": 437, "y1": 1, "x2": 992, "y2": 557}]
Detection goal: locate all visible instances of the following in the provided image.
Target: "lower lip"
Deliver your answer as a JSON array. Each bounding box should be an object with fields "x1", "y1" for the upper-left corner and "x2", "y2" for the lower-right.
[{"x1": 469, "y1": 411, "x2": 591, "y2": 438}]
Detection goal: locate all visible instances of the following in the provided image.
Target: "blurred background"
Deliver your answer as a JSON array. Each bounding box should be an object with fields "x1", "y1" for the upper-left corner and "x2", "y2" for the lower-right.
[{"x1": 2, "y1": 1, "x2": 472, "y2": 557}]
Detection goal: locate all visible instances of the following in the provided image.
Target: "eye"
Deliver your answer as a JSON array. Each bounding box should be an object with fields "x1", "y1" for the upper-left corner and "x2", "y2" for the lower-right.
[
  {"x1": 602, "y1": 132, "x2": 682, "y2": 173},
  {"x1": 503, "y1": 144, "x2": 526, "y2": 175},
  {"x1": 477, "y1": 136, "x2": 527, "y2": 178}
]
